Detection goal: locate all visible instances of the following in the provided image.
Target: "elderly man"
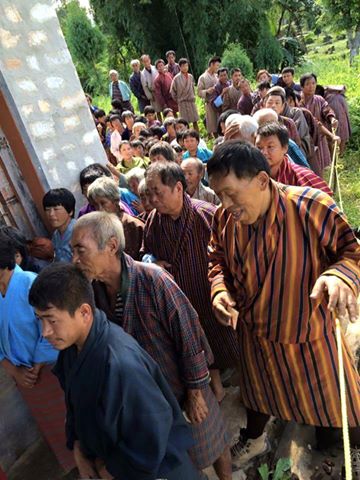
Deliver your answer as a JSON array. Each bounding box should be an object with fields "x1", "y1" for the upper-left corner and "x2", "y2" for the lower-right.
[
  {"x1": 108, "y1": 69, "x2": 133, "y2": 113},
  {"x1": 207, "y1": 141, "x2": 360, "y2": 472},
  {"x1": 197, "y1": 56, "x2": 222, "y2": 137},
  {"x1": 129, "y1": 59, "x2": 149, "y2": 113},
  {"x1": 256, "y1": 122, "x2": 333, "y2": 195},
  {"x1": 165, "y1": 50, "x2": 180, "y2": 77},
  {"x1": 71, "y1": 212, "x2": 231, "y2": 479},
  {"x1": 143, "y1": 163, "x2": 239, "y2": 392},
  {"x1": 87, "y1": 177, "x2": 144, "y2": 260},
  {"x1": 140, "y1": 54, "x2": 162, "y2": 118},
  {"x1": 30, "y1": 262, "x2": 202, "y2": 480},
  {"x1": 181, "y1": 157, "x2": 220, "y2": 205},
  {"x1": 224, "y1": 115, "x2": 258, "y2": 143}
]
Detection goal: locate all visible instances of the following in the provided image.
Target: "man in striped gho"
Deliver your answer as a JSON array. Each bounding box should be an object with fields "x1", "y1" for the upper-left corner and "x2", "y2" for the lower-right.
[{"x1": 208, "y1": 141, "x2": 360, "y2": 474}]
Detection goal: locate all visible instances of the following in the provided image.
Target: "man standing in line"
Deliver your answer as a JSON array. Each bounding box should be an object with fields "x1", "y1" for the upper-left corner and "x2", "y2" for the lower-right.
[
  {"x1": 165, "y1": 50, "x2": 180, "y2": 77},
  {"x1": 153, "y1": 59, "x2": 179, "y2": 115},
  {"x1": 129, "y1": 59, "x2": 149, "y2": 113},
  {"x1": 140, "y1": 54, "x2": 162, "y2": 120},
  {"x1": 170, "y1": 59, "x2": 200, "y2": 132},
  {"x1": 108, "y1": 69, "x2": 133, "y2": 113},
  {"x1": 198, "y1": 56, "x2": 221, "y2": 138},
  {"x1": 222, "y1": 68, "x2": 243, "y2": 112}
]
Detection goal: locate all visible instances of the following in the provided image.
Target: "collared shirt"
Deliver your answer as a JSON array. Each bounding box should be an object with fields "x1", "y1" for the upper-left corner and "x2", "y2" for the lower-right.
[
  {"x1": 183, "y1": 147, "x2": 213, "y2": 164},
  {"x1": 53, "y1": 219, "x2": 76, "y2": 263}
]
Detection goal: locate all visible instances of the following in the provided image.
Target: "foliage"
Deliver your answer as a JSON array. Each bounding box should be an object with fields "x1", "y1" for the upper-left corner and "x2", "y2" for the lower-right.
[
  {"x1": 255, "y1": 26, "x2": 284, "y2": 72},
  {"x1": 57, "y1": 1, "x2": 107, "y2": 95},
  {"x1": 221, "y1": 43, "x2": 254, "y2": 79},
  {"x1": 258, "y1": 457, "x2": 292, "y2": 480}
]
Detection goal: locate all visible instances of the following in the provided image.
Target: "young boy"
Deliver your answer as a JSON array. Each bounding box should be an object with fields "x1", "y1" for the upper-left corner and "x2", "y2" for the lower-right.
[
  {"x1": 144, "y1": 105, "x2": 161, "y2": 128},
  {"x1": 42, "y1": 188, "x2": 76, "y2": 263}
]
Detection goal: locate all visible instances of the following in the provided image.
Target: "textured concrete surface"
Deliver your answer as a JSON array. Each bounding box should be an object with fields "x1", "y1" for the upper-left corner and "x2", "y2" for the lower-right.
[{"x1": 0, "y1": 0, "x2": 107, "y2": 213}]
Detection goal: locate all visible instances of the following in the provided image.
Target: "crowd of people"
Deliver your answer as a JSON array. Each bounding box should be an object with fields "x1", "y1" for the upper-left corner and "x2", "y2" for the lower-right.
[{"x1": 0, "y1": 49, "x2": 359, "y2": 480}]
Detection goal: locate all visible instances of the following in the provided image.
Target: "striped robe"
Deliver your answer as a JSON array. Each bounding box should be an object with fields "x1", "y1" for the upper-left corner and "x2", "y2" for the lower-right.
[
  {"x1": 93, "y1": 254, "x2": 228, "y2": 469},
  {"x1": 170, "y1": 73, "x2": 199, "y2": 123},
  {"x1": 197, "y1": 70, "x2": 218, "y2": 134},
  {"x1": 275, "y1": 154, "x2": 333, "y2": 197},
  {"x1": 209, "y1": 181, "x2": 360, "y2": 427},
  {"x1": 142, "y1": 194, "x2": 239, "y2": 369},
  {"x1": 300, "y1": 94, "x2": 336, "y2": 172}
]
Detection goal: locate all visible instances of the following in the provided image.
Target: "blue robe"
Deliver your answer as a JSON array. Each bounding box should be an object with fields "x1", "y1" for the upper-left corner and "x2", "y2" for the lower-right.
[
  {"x1": 0, "y1": 265, "x2": 57, "y2": 367},
  {"x1": 53, "y1": 309, "x2": 194, "y2": 480}
]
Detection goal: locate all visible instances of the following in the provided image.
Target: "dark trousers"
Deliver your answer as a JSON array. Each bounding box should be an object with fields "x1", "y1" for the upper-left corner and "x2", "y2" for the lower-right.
[{"x1": 166, "y1": 452, "x2": 207, "y2": 479}]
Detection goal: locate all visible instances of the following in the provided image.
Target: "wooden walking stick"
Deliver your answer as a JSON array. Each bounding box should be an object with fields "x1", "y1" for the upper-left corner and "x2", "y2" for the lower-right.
[{"x1": 335, "y1": 317, "x2": 352, "y2": 479}]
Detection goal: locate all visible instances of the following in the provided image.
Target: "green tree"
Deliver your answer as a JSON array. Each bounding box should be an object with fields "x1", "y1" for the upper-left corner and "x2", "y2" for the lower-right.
[
  {"x1": 221, "y1": 44, "x2": 254, "y2": 79},
  {"x1": 58, "y1": 1, "x2": 107, "y2": 94},
  {"x1": 321, "y1": 0, "x2": 360, "y2": 65}
]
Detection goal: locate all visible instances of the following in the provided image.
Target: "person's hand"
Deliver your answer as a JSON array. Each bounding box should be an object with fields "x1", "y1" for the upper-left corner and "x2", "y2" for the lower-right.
[
  {"x1": 184, "y1": 389, "x2": 209, "y2": 424},
  {"x1": 74, "y1": 441, "x2": 98, "y2": 479},
  {"x1": 12, "y1": 366, "x2": 39, "y2": 388},
  {"x1": 332, "y1": 134, "x2": 341, "y2": 145},
  {"x1": 222, "y1": 86, "x2": 230, "y2": 95},
  {"x1": 96, "y1": 124, "x2": 103, "y2": 133},
  {"x1": 94, "y1": 458, "x2": 113, "y2": 479},
  {"x1": 331, "y1": 118, "x2": 338, "y2": 130},
  {"x1": 212, "y1": 291, "x2": 239, "y2": 329},
  {"x1": 310, "y1": 275, "x2": 358, "y2": 323},
  {"x1": 207, "y1": 86, "x2": 216, "y2": 94},
  {"x1": 224, "y1": 123, "x2": 241, "y2": 141},
  {"x1": 131, "y1": 200, "x2": 145, "y2": 213}
]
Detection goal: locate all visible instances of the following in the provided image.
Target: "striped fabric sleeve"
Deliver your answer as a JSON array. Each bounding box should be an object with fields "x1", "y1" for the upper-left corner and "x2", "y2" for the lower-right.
[
  {"x1": 208, "y1": 209, "x2": 234, "y2": 300},
  {"x1": 306, "y1": 191, "x2": 360, "y2": 294},
  {"x1": 154, "y1": 270, "x2": 211, "y2": 390}
]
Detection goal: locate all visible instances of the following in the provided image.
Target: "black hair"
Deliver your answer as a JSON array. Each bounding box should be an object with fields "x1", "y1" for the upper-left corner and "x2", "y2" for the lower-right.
[
  {"x1": 144, "y1": 138, "x2": 158, "y2": 154},
  {"x1": 130, "y1": 139, "x2": 144, "y2": 149},
  {"x1": 208, "y1": 56, "x2": 222, "y2": 66},
  {"x1": 109, "y1": 114, "x2": 121, "y2": 124},
  {"x1": 111, "y1": 99, "x2": 123, "y2": 110},
  {"x1": 176, "y1": 118, "x2": 189, "y2": 128},
  {"x1": 166, "y1": 50, "x2": 176, "y2": 58},
  {"x1": 173, "y1": 144, "x2": 184, "y2": 153},
  {"x1": 176, "y1": 131, "x2": 185, "y2": 143},
  {"x1": 121, "y1": 110, "x2": 134, "y2": 121},
  {"x1": 284, "y1": 87, "x2": 297, "y2": 103},
  {"x1": 207, "y1": 141, "x2": 271, "y2": 180},
  {"x1": 94, "y1": 109, "x2": 106, "y2": 119},
  {"x1": 217, "y1": 109, "x2": 239, "y2": 135},
  {"x1": 217, "y1": 67, "x2": 229, "y2": 75},
  {"x1": 155, "y1": 58, "x2": 165, "y2": 68},
  {"x1": 144, "y1": 105, "x2": 156, "y2": 115},
  {"x1": 257, "y1": 121, "x2": 289, "y2": 147},
  {"x1": 134, "y1": 115, "x2": 147, "y2": 123},
  {"x1": 266, "y1": 87, "x2": 286, "y2": 103},
  {"x1": 183, "y1": 129, "x2": 200, "y2": 142},
  {"x1": 282, "y1": 67, "x2": 295, "y2": 76},
  {"x1": 42, "y1": 188, "x2": 76, "y2": 217},
  {"x1": 139, "y1": 129, "x2": 152, "y2": 139},
  {"x1": 300, "y1": 72, "x2": 317, "y2": 88},
  {"x1": 149, "y1": 142, "x2": 176, "y2": 161},
  {"x1": 231, "y1": 68, "x2": 242, "y2": 75},
  {"x1": 257, "y1": 81, "x2": 271, "y2": 91},
  {"x1": 145, "y1": 161, "x2": 187, "y2": 190},
  {"x1": 79, "y1": 163, "x2": 112, "y2": 189},
  {"x1": 0, "y1": 229, "x2": 16, "y2": 270},
  {"x1": 315, "y1": 84, "x2": 325, "y2": 97},
  {"x1": 149, "y1": 126, "x2": 164, "y2": 140},
  {"x1": 163, "y1": 108, "x2": 174, "y2": 117},
  {"x1": 178, "y1": 58, "x2": 189, "y2": 66},
  {"x1": 29, "y1": 263, "x2": 95, "y2": 315},
  {"x1": 109, "y1": 109, "x2": 122, "y2": 117}
]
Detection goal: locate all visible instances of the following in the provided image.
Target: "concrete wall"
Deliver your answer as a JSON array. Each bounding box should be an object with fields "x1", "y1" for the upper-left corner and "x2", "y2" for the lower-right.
[{"x1": 0, "y1": 0, "x2": 107, "y2": 212}]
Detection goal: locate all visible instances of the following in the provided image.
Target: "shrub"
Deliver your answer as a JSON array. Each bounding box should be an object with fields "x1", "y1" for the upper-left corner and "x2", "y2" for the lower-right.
[
  {"x1": 221, "y1": 43, "x2": 254, "y2": 79},
  {"x1": 255, "y1": 28, "x2": 284, "y2": 72}
]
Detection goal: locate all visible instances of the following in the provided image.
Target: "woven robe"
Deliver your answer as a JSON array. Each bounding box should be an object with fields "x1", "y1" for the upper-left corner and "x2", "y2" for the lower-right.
[
  {"x1": 141, "y1": 66, "x2": 162, "y2": 112},
  {"x1": 142, "y1": 194, "x2": 239, "y2": 369},
  {"x1": 222, "y1": 84, "x2": 242, "y2": 112},
  {"x1": 197, "y1": 70, "x2": 218, "y2": 133},
  {"x1": 209, "y1": 181, "x2": 360, "y2": 428},
  {"x1": 300, "y1": 94, "x2": 336, "y2": 172},
  {"x1": 170, "y1": 73, "x2": 199, "y2": 123},
  {"x1": 325, "y1": 90, "x2": 351, "y2": 154},
  {"x1": 153, "y1": 72, "x2": 178, "y2": 112},
  {"x1": 275, "y1": 155, "x2": 333, "y2": 197},
  {"x1": 93, "y1": 254, "x2": 228, "y2": 469}
]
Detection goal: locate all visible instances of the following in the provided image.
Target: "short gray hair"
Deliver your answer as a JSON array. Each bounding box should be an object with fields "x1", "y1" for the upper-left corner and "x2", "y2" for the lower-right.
[
  {"x1": 138, "y1": 178, "x2": 147, "y2": 195},
  {"x1": 109, "y1": 69, "x2": 118, "y2": 77},
  {"x1": 87, "y1": 176, "x2": 119, "y2": 204},
  {"x1": 181, "y1": 157, "x2": 204, "y2": 174},
  {"x1": 125, "y1": 167, "x2": 145, "y2": 183},
  {"x1": 253, "y1": 108, "x2": 278, "y2": 126},
  {"x1": 130, "y1": 59, "x2": 140, "y2": 66},
  {"x1": 74, "y1": 212, "x2": 126, "y2": 256},
  {"x1": 239, "y1": 115, "x2": 258, "y2": 141}
]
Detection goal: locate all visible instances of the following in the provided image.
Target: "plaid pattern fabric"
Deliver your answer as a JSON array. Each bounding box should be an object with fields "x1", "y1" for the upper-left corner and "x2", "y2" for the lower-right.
[
  {"x1": 143, "y1": 195, "x2": 240, "y2": 369},
  {"x1": 276, "y1": 155, "x2": 333, "y2": 197},
  {"x1": 93, "y1": 254, "x2": 212, "y2": 401}
]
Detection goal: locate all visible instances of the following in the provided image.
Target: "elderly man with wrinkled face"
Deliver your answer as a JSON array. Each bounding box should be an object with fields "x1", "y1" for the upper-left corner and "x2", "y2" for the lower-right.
[
  {"x1": 70, "y1": 211, "x2": 229, "y2": 479},
  {"x1": 207, "y1": 140, "x2": 360, "y2": 473}
]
